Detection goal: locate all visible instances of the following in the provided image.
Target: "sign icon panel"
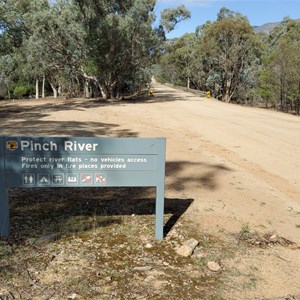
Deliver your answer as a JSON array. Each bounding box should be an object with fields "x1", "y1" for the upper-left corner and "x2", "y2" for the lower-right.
[
  {"x1": 66, "y1": 174, "x2": 78, "y2": 184},
  {"x1": 23, "y1": 174, "x2": 35, "y2": 185},
  {"x1": 81, "y1": 173, "x2": 93, "y2": 185},
  {"x1": 95, "y1": 173, "x2": 106, "y2": 185},
  {"x1": 53, "y1": 174, "x2": 64, "y2": 184},
  {"x1": 37, "y1": 174, "x2": 50, "y2": 185}
]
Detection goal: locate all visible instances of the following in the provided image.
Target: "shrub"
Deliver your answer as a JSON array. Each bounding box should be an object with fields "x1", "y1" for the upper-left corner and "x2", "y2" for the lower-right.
[{"x1": 12, "y1": 82, "x2": 34, "y2": 98}]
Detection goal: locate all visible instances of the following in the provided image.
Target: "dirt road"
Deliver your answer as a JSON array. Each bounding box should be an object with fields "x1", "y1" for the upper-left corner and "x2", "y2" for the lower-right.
[{"x1": 1, "y1": 83, "x2": 300, "y2": 299}]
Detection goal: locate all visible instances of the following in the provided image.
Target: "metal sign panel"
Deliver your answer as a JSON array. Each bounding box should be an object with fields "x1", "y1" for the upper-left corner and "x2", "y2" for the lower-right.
[{"x1": 0, "y1": 136, "x2": 166, "y2": 239}]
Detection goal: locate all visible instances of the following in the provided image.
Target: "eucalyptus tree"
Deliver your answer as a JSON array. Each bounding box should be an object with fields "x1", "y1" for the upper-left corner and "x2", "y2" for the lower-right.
[
  {"x1": 158, "y1": 33, "x2": 196, "y2": 88},
  {"x1": 0, "y1": 54, "x2": 16, "y2": 99},
  {"x1": 75, "y1": 0, "x2": 158, "y2": 99},
  {"x1": 0, "y1": 0, "x2": 32, "y2": 98},
  {"x1": 259, "y1": 19, "x2": 300, "y2": 113},
  {"x1": 160, "y1": 5, "x2": 191, "y2": 33},
  {"x1": 200, "y1": 8, "x2": 262, "y2": 103},
  {"x1": 0, "y1": 0, "x2": 86, "y2": 98},
  {"x1": 22, "y1": 0, "x2": 86, "y2": 98},
  {"x1": 75, "y1": 0, "x2": 191, "y2": 99}
]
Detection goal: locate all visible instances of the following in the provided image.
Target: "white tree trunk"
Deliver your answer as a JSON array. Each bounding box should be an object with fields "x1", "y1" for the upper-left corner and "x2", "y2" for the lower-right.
[
  {"x1": 99, "y1": 84, "x2": 106, "y2": 99},
  {"x1": 84, "y1": 79, "x2": 90, "y2": 98},
  {"x1": 50, "y1": 82, "x2": 58, "y2": 98},
  {"x1": 42, "y1": 74, "x2": 45, "y2": 98},
  {"x1": 6, "y1": 83, "x2": 11, "y2": 100},
  {"x1": 58, "y1": 85, "x2": 62, "y2": 97},
  {"x1": 35, "y1": 78, "x2": 39, "y2": 99}
]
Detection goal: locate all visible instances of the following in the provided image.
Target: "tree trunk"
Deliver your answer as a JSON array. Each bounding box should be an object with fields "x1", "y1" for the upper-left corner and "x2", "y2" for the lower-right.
[
  {"x1": 42, "y1": 74, "x2": 45, "y2": 98},
  {"x1": 6, "y1": 83, "x2": 10, "y2": 100},
  {"x1": 99, "y1": 84, "x2": 108, "y2": 99},
  {"x1": 223, "y1": 78, "x2": 231, "y2": 103},
  {"x1": 35, "y1": 78, "x2": 39, "y2": 99},
  {"x1": 187, "y1": 77, "x2": 190, "y2": 89},
  {"x1": 84, "y1": 79, "x2": 90, "y2": 98},
  {"x1": 58, "y1": 85, "x2": 62, "y2": 97},
  {"x1": 297, "y1": 81, "x2": 300, "y2": 115},
  {"x1": 50, "y1": 82, "x2": 58, "y2": 98}
]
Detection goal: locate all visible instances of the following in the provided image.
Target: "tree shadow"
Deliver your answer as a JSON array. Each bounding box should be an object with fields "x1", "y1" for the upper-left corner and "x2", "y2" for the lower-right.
[
  {"x1": 0, "y1": 83, "x2": 202, "y2": 118},
  {"x1": 166, "y1": 160, "x2": 232, "y2": 191},
  {"x1": 0, "y1": 100, "x2": 138, "y2": 137},
  {"x1": 1, "y1": 119, "x2": 138, "y2": 137}
]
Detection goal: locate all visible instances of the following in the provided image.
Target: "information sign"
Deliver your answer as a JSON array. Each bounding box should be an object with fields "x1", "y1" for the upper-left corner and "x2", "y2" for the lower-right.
[{"x1": 0, "y1": 136, "x2": 166, "y2": 239}]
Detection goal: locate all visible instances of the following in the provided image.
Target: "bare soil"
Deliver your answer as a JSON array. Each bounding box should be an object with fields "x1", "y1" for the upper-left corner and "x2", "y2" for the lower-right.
[{"x1": 1, "y1": 83, "x2": 300, "y2": 300}]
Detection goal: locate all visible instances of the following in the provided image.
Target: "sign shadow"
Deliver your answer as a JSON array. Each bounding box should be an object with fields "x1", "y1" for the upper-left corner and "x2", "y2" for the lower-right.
[{"x1": 5, "y1": 187, "x2": 193, "y2": 243}]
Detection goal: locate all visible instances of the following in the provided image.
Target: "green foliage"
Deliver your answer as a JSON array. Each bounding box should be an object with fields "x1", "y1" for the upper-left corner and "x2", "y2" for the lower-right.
[
  {"x1": 238, "y1": 224, "x2": 251, "y2": 241},
  {"x1": 76, "y1": 0, "x2": 161, "y2": 99},
  {"x1": 12, "y1": 81, "x2": 34, "y2": 98},
  {"x1": 158, "y1": 7, "x2": 300, "y2": 114},
  {"x1": 1, "y1": 1, "x2": 299, "y2": 111},
  {"x1": 259, "y1": 19, "x2": 300, "y2": 113},
  {"x1": 159, "y1": 8, "x2": 263, "y2": 104},
  {"x1": 160, "y1": 5, "x2": 191, "y2": 33}
]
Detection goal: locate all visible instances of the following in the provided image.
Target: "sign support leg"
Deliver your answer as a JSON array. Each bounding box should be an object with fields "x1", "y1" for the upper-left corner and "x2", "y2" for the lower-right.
[
  {"x1": 0, "y1": 137, "x2": 9, "y2": 237},
  {"x1": 155, "y1": 185, "x2": 165, "y2": 240},
  {"x1": 0, "y1": 186, "x2": 9, "y2": 237}
]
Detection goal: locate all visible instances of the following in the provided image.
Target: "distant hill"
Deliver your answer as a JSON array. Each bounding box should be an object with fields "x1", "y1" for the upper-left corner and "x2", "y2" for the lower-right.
[
  {"x1": 253, "y1": 19, "x2": 300, "y2": 35},
  {"x1": 253, "y1": 22, "x2": 280, "y2": 34}
]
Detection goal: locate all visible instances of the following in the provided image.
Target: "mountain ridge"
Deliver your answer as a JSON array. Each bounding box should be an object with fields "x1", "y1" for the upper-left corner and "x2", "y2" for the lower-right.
[{"x1": 253, "y1": 19, "x2": 300, "y2": 34}]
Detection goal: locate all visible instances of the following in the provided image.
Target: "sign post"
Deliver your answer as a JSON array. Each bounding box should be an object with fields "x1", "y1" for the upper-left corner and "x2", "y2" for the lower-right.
[
  {"x1": 155, "y1": 140, "x2": 166, "y2": 240},
  {"x1": 0, "y1": 136, "x2": 9, "y2": 237},
  {"x1": 0, "y1": 136, "x2": 166, "y2": 240}
]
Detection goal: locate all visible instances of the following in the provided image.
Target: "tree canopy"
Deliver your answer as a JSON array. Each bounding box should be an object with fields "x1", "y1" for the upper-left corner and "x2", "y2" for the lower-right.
[
  {"x1": 0, "y1": 0, "x2": 190, "y2": 100},
  {"x1": 1, "y1": 2, "x2": 299, "y2": 114},
  {"x1": 157, "y1": 8, "x2": 300, "y2": 114}
]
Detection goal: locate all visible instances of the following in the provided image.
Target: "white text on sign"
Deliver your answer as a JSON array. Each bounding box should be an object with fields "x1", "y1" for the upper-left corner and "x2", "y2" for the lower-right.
[{"x1": 20, "y1": 141, "x2": 99, "y2": 152}]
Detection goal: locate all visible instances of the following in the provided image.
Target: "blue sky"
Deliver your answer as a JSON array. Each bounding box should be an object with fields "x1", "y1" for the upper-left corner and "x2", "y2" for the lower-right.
[{"x1": 154, "y1": 0, "x2": 300, "y2": 38}]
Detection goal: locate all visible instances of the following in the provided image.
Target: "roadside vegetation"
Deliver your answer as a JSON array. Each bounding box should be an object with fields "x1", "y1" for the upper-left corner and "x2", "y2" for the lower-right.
[
  {"x1": 157, "y1": 9, "x2": 300, "y2": 115},
  {"x1": 0, "y1": 0, "x2": 189, "y2": 101},
  {"x1": 1, "y1": 1, "x2": 300, "y2": 114}
]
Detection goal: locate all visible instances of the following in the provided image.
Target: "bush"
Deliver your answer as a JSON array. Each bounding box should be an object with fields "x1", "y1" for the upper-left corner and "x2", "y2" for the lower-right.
[
  {"x1": 12, "y1": 82, "x2": 34, "y2": 98},
  {"x1": 13, "y1": 86, "x2": 27, "y2": 98}
]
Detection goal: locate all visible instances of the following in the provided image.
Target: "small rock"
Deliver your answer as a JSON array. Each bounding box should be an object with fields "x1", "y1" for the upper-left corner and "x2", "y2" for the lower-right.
[
  {"x1": 133, "y1": 266, "x2": 153, "y2": 272},
  {"x1": 176, "y1": 238, "x2": 199, "y2": 257},
  {"x1": 176, "y1": 245, "x2": 194, "y2": 257},
  {"x1": 145, "y1": 243, "x2": 153, "y2": 249},
  {"x1": 68, "y1": 293, "x2": 78, "y2": 300},
  {"x1": 184, "y1": 238, "x2": 199, "y2": 250},
  {"x1": 193, "y1": 251, "x2": 206, "y2": 259},
  {"x1": 207, "y1": 261, "x2": 221, "y2": 272},
  {"x1": 269, "y1": 234, "x2": 278, "y2": 242}
]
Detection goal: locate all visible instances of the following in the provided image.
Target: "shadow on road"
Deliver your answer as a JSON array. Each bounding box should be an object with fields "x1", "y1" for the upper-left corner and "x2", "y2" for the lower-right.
[
  {"x1": 0, "y1": 100, "x2": 138, "y2": 137},
  {"x1": 166, "y1": 161, "x2": 232, "y2": 191}
]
